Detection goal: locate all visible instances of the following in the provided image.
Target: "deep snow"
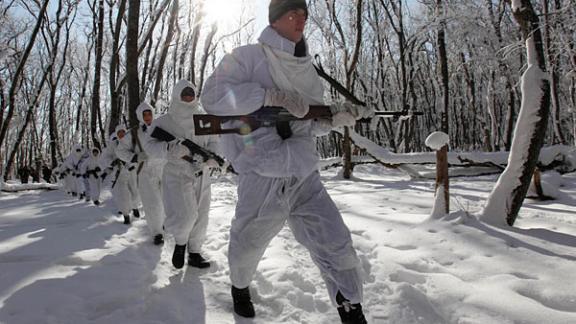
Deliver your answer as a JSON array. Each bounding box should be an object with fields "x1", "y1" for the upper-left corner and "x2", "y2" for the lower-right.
[{"x1": 1, "y1": 164, "x2": 575, "y2": 323}]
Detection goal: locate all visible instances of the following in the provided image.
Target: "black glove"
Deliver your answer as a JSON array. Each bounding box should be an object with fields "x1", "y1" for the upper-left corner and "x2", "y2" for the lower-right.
[
  {"x1": 128, "y1": 166, "x2": 135, "y2": 171},
  {"x1": 101, "y1": 173, "x2": 107, "y2": 180},
  {"x1": 95, "y1": 167, "x2": 101, "y2": 172}
]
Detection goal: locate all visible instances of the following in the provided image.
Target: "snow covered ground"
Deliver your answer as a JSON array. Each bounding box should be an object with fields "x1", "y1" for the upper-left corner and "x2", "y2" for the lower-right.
[{"x1": 1, "y1": 164, "x2": 575, "y2": 324}]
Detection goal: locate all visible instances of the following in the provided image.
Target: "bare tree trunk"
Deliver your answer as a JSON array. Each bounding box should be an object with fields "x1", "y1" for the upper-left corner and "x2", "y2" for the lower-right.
[
  {"x1": 0, "y1": 80, "x2": 6, "y2": 128},
  {"x1": 460, "y1": 51, "x2": 479, "y2": 148},
  {"x1": 542, "y1": 0, "x2": 566, "y2": 144},
  {"x1": 437, "y1": 0, "x2": 449, "y2": 135},
  {"x1": 342, "y1": 0, "x2": 363, "y2": 179},
  {"x1": 126, "y1": 0, "x2": 141, "y2": 129},
  {"x1": 486, "y1": 71, "x2": 499, "y2": 151},
  {"x1": 151, "y1": 0, "x2": 178, "y2": 106},
  {"x1": 572, "y1": 78, "x2": 576, "y2": 144},
  {"x1": 140, "y1": 36, "x2": 154, "y2": 96},
  {"x1": 188, "y1": 2, "x2": 205, "y2": 83},
  {"x1": 482, "y1": 0, "x2": 551, "y2": 226},
  {"x1": 503, "y1": 83, "x2": 516, "y2": 150},
  {"x1": 108, "y1": 0, "x2": 127, "y2": 136},
  {"x1": 75, "y1": 41, "x2": 93, "y2": 137},
  {"x1": 90, "y1": 0, "x2": 105, "y2": 150},
  {"x1": 198, "y1": 22, "x2": 217, "y2": 94}
]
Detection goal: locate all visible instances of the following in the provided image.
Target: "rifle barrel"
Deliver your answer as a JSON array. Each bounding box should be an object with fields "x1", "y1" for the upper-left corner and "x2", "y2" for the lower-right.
[{"x1": 374, "y1": 111, "x2": 424, "y2": 116}]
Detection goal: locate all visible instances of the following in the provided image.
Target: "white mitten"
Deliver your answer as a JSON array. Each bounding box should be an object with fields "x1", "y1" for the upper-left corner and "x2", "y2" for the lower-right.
[
  {"x1": 264, "y1": 89, "x2": 309, "y2": 118},
  {"x1": 331, "y1": 111, "x2": 357, "y2": 127},
  {"x1": 203, "y1": 159, "x2": 219, "y2": 169},
  {"x1": 167, "y1": 140, "x2": 188, "y2": 159},
  {"x1": 221, "y1": 161, "x2": 231, "y2": 174}
]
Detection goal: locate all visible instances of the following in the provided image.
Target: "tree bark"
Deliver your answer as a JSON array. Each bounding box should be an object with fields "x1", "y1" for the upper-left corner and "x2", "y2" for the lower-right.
[
  {"x1": 90, "y1": 0, "x2": 105, "y2": 150},
  {"x1": 188, "y1": 2, "x2": 205, "y2": 83},
  {"x1": 437, "y1": 0, "x2": 449, "y2": 135},
  {"x1": 198, "y1": 22, "x2": 218, "y2": 95},
  {"x1": 342, "y1": 0, "x2": 363, "y2": 179},
  {"x1": 75, "y1": 42, "x2": 93, "y2": 137},
  {"x1": 151, "y1": 0, "x2": 178, "y2": 106},
  {"x1": 542, "y1": 0, "x2": 566, "y2": 144},
  {"x1": 108, "y1": 0, "x2": 127, "y2": 136},
  {"x1": 482, "y1": 0, "x2": 551, "y2": 226},
  {"x1": 126, "y1": 0, "x2": 141, "y2": 129}
]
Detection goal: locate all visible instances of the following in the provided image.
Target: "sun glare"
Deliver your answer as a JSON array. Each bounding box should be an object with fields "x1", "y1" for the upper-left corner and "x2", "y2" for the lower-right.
[{"x1": 202, "y1": 0, "x2": 248, "y2": 28}]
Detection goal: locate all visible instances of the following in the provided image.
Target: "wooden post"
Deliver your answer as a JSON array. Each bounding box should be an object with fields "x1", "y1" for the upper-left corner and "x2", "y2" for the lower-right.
[
  {"x1": 532, "y1": 168, "x2": 553, "y2": 201},
  {"x1": 436, "y1": 144, "x2": 449, "y2": 214}
]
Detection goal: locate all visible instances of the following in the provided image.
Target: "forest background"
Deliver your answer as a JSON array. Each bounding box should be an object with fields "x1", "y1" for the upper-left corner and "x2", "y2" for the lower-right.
[{"x1": 0, "y1": 0, "x2": 574, "y2": 182}]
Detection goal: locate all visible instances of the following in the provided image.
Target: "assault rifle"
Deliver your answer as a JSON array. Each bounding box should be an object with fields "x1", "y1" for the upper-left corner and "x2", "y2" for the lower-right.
[
  {"x1": 85, "y1": 169, "x2": 100, "y2": 178},
  {"x1": 110, "y1": 162, "x2": 123, "y2": 189},
  {"x1": 149, "y1": 126, "x2": 234, "y2": 174},
  {"x1": 193, "y1": 105, "x2": 423, "y2": 136}
]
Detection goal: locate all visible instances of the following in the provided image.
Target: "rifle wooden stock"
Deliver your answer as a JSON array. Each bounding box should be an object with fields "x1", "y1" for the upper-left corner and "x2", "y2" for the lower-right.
[{"x1": 194, "y1": 106, "x2": 423, "y2": 136}]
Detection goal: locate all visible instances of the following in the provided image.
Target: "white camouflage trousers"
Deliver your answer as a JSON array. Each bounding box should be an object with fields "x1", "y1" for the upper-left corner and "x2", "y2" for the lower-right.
[
  {"x1": 162, "y1": 163, "x2": 211, "y2": 251},
  {"x1": 138, "y1": 165, "x2": 166, "y2": 236},
  {"x1": 87, "y1": 175, "x2": 101, "y2": 202},
  {"x1": 113, "y1": 167, "x2": 140, "y2": 215},
  {"x1": 229, "y1": 171, "x2": 364, "y2": 306}
]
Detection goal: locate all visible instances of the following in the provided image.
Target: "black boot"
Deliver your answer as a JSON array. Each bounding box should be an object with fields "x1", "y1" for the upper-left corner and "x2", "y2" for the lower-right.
[
  {"x1": 172, "y1": 244, "x2": 186, "y2": 269},
  {"x1": 123, "y1": 214, "x2": 130, "y2": 225},
  {"x1": 153, "y1": 234, "x2": 164, "y2": 245},
  {"x1": 93, "y1": 200, "x2": 100, "y2": 206},
  {"x1": 133, "y1": 209, "x2": 140, "y2": 218},
  {"x1": 336, "y1": 291, "x2": 367, "y2": 324},
  {"x1": 231, "y1": 286, "x2": 255, "y2": 318},
  {"x1": 188, "y1": 253, "x2": 210, "y2": 269}
]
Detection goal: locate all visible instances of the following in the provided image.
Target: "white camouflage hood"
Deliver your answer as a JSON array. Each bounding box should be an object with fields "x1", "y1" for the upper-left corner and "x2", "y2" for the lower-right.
[
  {"x1": 167, "y1": 80, "x2": 204, "y2": 136},
  {"x1": 168, "y1": 80, "x2": 200, "y2": 120},
  {"x1": 115, "y1": 124, "x2": 127, "y2": 137},
  {"x1": 136, "y1": 102, "x2": 154, "y2": 125},
  {"x1": 72, "y1": 144, "x2": 84, "y2": 159}
]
